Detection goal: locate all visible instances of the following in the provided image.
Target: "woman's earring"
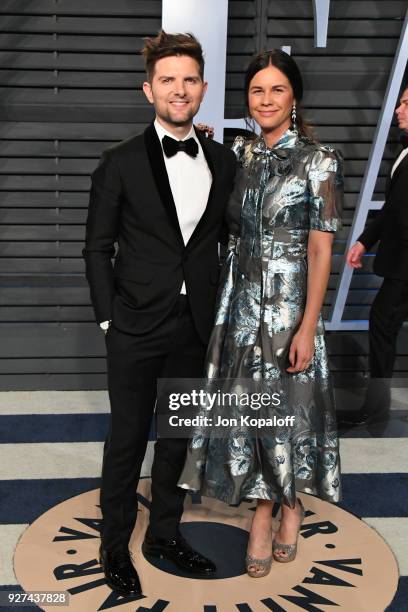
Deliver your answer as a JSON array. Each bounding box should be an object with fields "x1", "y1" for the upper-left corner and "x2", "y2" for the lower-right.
[{"x1": 291, "y1": 102, "x2": 297, "y2": 131}]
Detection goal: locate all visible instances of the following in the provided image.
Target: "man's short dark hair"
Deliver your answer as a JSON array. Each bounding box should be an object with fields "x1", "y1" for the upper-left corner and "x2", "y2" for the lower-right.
[{"x1": 141, "y1": 30, "x2": 204, "y2": 81}]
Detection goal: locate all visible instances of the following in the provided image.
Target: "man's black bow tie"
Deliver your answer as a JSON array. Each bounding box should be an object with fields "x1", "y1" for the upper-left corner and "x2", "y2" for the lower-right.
[{"x1": 162, "y1": 135, "x2": 199, "y2": 158}]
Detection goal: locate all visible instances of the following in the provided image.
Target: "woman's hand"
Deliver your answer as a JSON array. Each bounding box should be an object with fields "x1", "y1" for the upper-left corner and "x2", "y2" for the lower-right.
[
  {"x1": 195, "y1": 123, "x2": 214, "y2": 139},
  {"x1": 286, "y1": 327, "x2": 315, "y2": 373}
]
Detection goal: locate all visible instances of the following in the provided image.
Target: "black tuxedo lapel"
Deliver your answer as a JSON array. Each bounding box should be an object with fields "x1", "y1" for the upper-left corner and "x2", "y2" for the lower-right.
[
  {"x1": 195, "y1": 126, "x2": 216, "y2": 177},
  {"x1": 144, "y1": 122, "x2": 184, "y2": 245},
  {"x1": 185, "y1": 127, "x2": 218, "y2": 248},
  {"x1": 387, "y1": 147, "x2": 408, "y2": 198}
]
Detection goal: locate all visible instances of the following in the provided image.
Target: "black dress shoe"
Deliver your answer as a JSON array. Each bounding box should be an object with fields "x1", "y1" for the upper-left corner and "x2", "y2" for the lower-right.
[
  {"x1": 142, "y1": 531, "x2": 216, "y2": 576},
  {"x1": 100, "y1": 546, "x2": 142, "y2": 596},
  {"x1": 337, "y1": 406, "x2": 390, "y2": 428},
  {"x1": 337, "y1": 408, "x2": 370, "y2": 427}
]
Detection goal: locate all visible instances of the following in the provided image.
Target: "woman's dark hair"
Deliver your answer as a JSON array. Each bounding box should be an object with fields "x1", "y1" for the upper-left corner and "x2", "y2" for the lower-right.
[{"x1": 244, "y1": 49, "x2": 313, "y2": 139}]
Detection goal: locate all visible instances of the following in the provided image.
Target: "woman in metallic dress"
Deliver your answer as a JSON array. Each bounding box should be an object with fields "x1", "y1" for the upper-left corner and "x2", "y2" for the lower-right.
[{"x1": 178, "y1": 50, "x2": 343, "y2": 576}]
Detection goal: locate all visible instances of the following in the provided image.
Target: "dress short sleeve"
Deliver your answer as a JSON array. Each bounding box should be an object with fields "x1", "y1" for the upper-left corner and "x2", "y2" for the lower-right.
[{"x1": 308, "y1": 147, "x2": 343, "y2": 233}]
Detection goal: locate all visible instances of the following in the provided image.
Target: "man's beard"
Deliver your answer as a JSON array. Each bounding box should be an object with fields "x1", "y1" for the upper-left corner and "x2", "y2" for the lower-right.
[{"x1": 161, "y1": 107, "x2": 197, "y2": 127}]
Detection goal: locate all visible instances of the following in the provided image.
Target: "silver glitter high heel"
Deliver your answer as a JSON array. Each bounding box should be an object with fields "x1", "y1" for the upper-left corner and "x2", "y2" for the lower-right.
[
  {"x1": 272, "y1": 498, "x2": 305, "y2": 563},
  {"x1": 245, "y1": 528, "x2": 273, "y2": 578}
]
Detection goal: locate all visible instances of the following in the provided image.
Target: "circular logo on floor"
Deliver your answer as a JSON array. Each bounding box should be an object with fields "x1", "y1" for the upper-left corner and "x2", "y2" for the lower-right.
[{"x1": 14, "y1": 480, "x2": 398, "y2": 611}]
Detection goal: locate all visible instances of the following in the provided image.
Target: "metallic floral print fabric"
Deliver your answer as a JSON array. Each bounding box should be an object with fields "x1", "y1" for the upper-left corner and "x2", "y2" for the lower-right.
[{"x1": 178, "y1": 129, "x2": 343, "y2": 508}]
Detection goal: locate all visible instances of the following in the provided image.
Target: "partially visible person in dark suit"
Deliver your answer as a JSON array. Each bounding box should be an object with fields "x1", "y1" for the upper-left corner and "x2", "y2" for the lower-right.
[
  {"x1": 83, "y1": 30, "x2": 236, "y2": 595},
  {"x1": 341, "y1": 86, "x2": 408, "y2": 427}
]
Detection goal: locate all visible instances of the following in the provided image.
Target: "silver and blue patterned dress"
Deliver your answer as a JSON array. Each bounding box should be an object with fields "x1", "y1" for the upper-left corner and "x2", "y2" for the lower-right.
[{"x1": 178, "y1": 128, "x2": 343, "y2": 508}]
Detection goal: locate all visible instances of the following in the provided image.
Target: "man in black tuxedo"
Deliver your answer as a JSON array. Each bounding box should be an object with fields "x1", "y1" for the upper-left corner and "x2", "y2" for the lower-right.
[
  {"x1": 83, "y1": 31, "x2": 236, "y2": 595},
  {"x1": 343, "y1": 86, "x2": 408, "y2": 426}
]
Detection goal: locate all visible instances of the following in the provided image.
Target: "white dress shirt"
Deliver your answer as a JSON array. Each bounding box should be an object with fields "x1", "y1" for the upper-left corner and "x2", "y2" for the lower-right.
[
  {"x1": 154, "y1": 118, "x2": 212, "y2": 294},
  {"x1": 391, "y1": 146, "x2": 408, "y2": 178}
]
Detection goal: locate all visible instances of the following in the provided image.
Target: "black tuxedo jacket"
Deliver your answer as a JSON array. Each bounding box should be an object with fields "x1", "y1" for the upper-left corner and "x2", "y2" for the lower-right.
[
  {"x1": 83, "y1": 122, "x2": 237, "y2": 343},
  {"x1": 359, "y1": 147, "x2": 408, "y2": 280}
]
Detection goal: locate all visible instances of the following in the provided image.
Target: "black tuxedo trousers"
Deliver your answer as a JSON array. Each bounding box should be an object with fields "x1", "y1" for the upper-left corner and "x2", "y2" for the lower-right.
[
  {"x1": 369, "y1": 278, "x2": 408, "y2": 379},
  {"x1": 102, "y1": 295, "x2": 206, "y2": 551}
]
